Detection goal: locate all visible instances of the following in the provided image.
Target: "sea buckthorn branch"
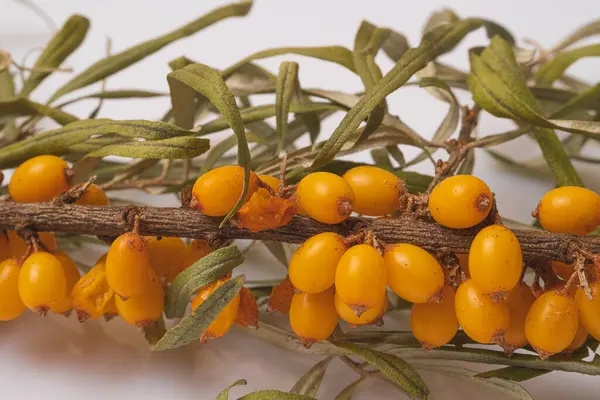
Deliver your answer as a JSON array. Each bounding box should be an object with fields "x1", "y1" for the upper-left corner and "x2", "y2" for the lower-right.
[{"x1": 1, "y1": 202, "x2": 599, "y2": 264}]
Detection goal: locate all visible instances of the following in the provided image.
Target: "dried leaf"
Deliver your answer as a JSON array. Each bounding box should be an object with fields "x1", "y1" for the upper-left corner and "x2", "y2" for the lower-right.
[
  {"x1": 0, "y1": 97, "x2": 78, "y2": 125},
  {"x1": 86, "y1": 136, "x2": 210, "y2": 159},
  {"x1": 153, "y1": 275, "x2": 245, "y2": 351},
  {"x1": 268, "y1": 276, "x2": 294, "y2": 314},
  {"x1": 550, "y1": 18, "x2": 600, "y2": 52},
  {"x1": 235, "y1": 287, "x2": 258, "y2": 328},
  {"x1": 165, "y1": 245, "x2": 244, "y2": 318},
  {"x1": 333, "y1": 377, "x2": 365, "y2": 400},
  {"x1": 20, "y1": 14, "x2": 90, "y2": 96},
  {"x1": 535, "y1": 44, "x2": 600, "y2": 86},
  {"x1": 216, "y1": 379, "x2": 248, "y2": 400},
  {"x1": 335, "y1": 342, "x2": 429, "y2": 399},
  {"x1": 275, "y1": 62, "x2": 299, "y2": 152},
  {"x1": 422, "y1": 9, "x2": 460, "y2": 34},
  {"x1": 238, "y1": 391, "x2": 316, "y2": 400},
  {"x1": 290, "y1": 356, "x2": 333, "y2": 397},
  {"x1": 48, "y1": 0, "x2": 253, "y2": 102}
]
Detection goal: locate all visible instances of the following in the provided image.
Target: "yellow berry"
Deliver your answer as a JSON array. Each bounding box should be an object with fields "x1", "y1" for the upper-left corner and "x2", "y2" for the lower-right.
[
  {"x1": 289, "y1": 290, "x2": 338, "y2": 343},
  {"x1": 455, "y1": 279, "x2": 509, "y2": 344},
  {"x1": 76, "y1": 184, "x2": 109, "y2": 206},
  {"x1": 503, "y1": 282, "x2": 535, "y2": 353},
  {"x1": 18, "y1": 251, "x2": 69, "y2": 314},
  {"x1": 468, "y1": 225, "x2": 523, "y2": 296},
  {"x1": 50, "y1": 250, "x2": 81, "y2": 314},
  {"x1": 296, "y1": 172, "x2": 355, "y2": 224},
  {"x1": 410, "y1": 285, "x2": 459, "y2": 348},
  {"x1": 525, "y1": 289, "x2": 579, "y2": 358},
  {"x1": 537, "y1": 186, "x2": 600, "y2": 235},
  {"x1": 258, "y1": 175, "x2": 281, "y2": 192},
  {"x1": 7, "y1": 231, "x2": 57, "y2": 258},
  {"x1": 565, "y1": 323, "x2": 588, "y2": 353},
  {"x1": 335, "y1": 292, "x2": 386, "y2": 325},
  {"x1": 184, "y1": 239, "x2": 213, "y2": 268},
  {"x1": 383, "y1": 243, "x2": 444, "y2": 303},
  {"x1": 335, "y1": 244, "x2": 387, "y2": 311},
  {"x1": 105, "y1": 232, "x2": 155, "y2": 298},
  {"x1": 9, "y1": 155, "x2": 71, "y2": 203},
  {"x1": 146, "y1": 236, "x2": 188, "y2": 282},
  {"x1": 191, "y1": 165, "x2": 259, "y2": 217},
  {"x1": 104, "y1": 295, "x2": 118, "y2": 317},
  {"x1": 575, "y1": 281, "x2": 600, "y2": 340},
  {"x1": 115, "y1": 269, "x2": 164, "y2": 327},
  {"x1": 342, "y1": 166, "x2": 404, "y2": 216},
  {"x1": 73, "y1": 255, "x2": 113, "y2": 322},
  {"x1": 289, "y1": 232, "x2": 348, "y2": 294},
  {"x1": 428, "y1": 175, "x2": 492, "y2": 229},
  {"x1": 0, "y1": 258, "x2": 26, "y2": 321},
  {"x1": 192, "y1": 278, "x2": 241, "y2": 342},
  {"x1": 0, "y1": 234, "x2": 10, "y2": 261}
]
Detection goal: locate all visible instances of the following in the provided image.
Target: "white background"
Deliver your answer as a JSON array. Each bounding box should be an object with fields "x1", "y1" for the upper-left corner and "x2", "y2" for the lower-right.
[{"x1": 2, "y1": 0, "x2": 600, "y2": 399}]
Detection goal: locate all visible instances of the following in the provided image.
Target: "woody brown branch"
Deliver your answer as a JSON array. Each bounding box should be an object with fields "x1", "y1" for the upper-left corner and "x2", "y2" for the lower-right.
[{"x1": 1, "y1": 202, "x2": 599, "y2": 264}]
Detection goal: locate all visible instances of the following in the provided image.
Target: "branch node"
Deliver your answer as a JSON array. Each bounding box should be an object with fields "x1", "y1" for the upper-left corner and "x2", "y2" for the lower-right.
[
  {"x1": 53, "y1": 176, "x2": 96, "y2": 205},
  {"x1": 121, "y1": 205, "x2": 144, "y2": 234},
  {"x1": 180, "y1": 185, "x2": 193, "y2": 208}
]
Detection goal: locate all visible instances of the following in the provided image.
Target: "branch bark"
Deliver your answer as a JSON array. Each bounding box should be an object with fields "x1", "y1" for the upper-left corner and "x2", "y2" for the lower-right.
[{"x1": 1, "y1": 202, "x2": 598, "y2": 263}]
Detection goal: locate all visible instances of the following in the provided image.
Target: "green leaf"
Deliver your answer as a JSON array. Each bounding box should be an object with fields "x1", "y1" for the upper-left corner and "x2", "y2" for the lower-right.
[
  {"x1": 0, "y1": 54, "x2": 18, "y2": 143},
  {"x1": 370, "y1": 148, "x2": 393, "y2": 169},
  {"x1": 275, "y1": 62, "x2": 299, "y2": 153},
  {"x1": 56, "y1": 89, "x2": 167, "y2": 108},
  {"x1": 0, "y1": 97, "x2": 78, "y2": 125},
  {"x1": 238, "y1": 392, "x2": 316, "y2": 400},
  {"x1": 20, "y1": 14, "x2": 90, "y2": 97},
  {"x1": 165, "y1": 245, "x2": 244, "y2": 318},
  {"x1": 550, "y1": 18, "x2": 600, "y2": 52},
  {"x1": 422, "y1": 9, "x2": 460, "y2": 34},
  {"x1": 476, "y1": 367, "x2": 548, "y2": 382},
  {"x1": 154, "y1": 275, "x2": 245, "y2": 351},
  {"x1": 86, "y1": 136, "x2": 209, "y2": 159},
  {"x1": 143, "y1": 317, "x2": 167, "y2": 346},
  {"x1": 335, "y1": 342, "x2": 428, "y2": 399},
  {"x1": 468, "y1": 126, "x2": 530, "y2": 148},
  {"x1": 333, "y1": 377, "x2": 365, "y2": 400},
  {"x1": 549, "y1": 83, "x2": 600, "y2": 119},
  {"x1": 167, "y1": 63, "x2": 252, "y2": 226},
  {"x1": 290, "y1": 356, "x2": 333, "y2": 397},
  {"x1": 201, "y1": 133, "x2": 263, "y2": 174},
  {"x1": 535, "y1": 44, "x2": 600, "y2": 86},
  {"x1": 216, "y1": 379, "x2": 248, "y2": 400},
  {"x1": 312, "y1": 18, "x2": 483, "y2": 167},
  {"x1": 380, "y1": 30, "x2": 410, "y2": 62},
  {"x1": 48, "y1": 0, "x2": 253, "y2": 102}
]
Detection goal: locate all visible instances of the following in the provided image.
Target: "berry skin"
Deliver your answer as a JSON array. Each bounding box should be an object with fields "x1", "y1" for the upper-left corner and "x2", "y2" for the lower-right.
[
  {"x1": 552, "y1": 261, "x2": 574, "y2": 281},
  {"x1": 73, "y1": 255, "x2": 113, "y2": 322},
  {"x1": 342, "y1": 166, "x2": 404, "y2": 216},
  {"x1": 455, "y1": 279, "x2": 510, "y2": 344},
  {"x1": 258, "y1": 175, "x2": 281, "y2": 193},
  {"x1": 335, "y1": 244, "x2": 387, "y2": 313},
  {"x1": 51, "y1": 250, "x2": 81, "y2": 314},
  {"x1": 575, "y1": 281, "x2": 600, "y2": 340},
  {"x1": 9, "y1": 155, "x2": 71, "y2": 203},
  {"x1": 235, "y1": 188, "x2": 296, "y2": 232},
  {"x1": 468, "y1": 225, "x2": 523, "y2": 296},
  {"x1": 0, "y1": 234, "x2": 10, "y2": 261},
  {"x1": 296, "y1": 172, "x2": 355, "y2": 224},
  {"x1": 191, "y1": 165, "x2": 259, "y2": 217},
  {"x1": 289, "y1": 232, "x2": 348, "y2": 294},
  {"x1": 503, "y1": 282, "x2": 535, "y2": 354},
  {"x1": 335, "y1": 293, "x2": 386, "y2": 326},
  {"x1": 0, "y1": 258, "x2": 26, "y2": 321},
  {"x1": 104, "y1": 295, "x2": 118, "y2": 317},
  {"x1": 410, "y1": 285, "x2": 459, "y2": 348},
  {"x1": 115, "y1": 268, "x2": 164, "y2": 327},
  {"x1": 525, "y1": 289, "x2": 579, "y2": 358},
  {"x1": 184, "y1": 239, "x2": 213, "y2": 268},
  {"x1": 536, "y1": 186, "x2": 600, "y2": 235},
  {"x1": 191, "y1": 278, "x2": 241, "y2": 343},
  {"x1": 146, "y1": 236, "x2": 188, "y2": 282},
  {"x1": 289, "y1": 290, "x2": 338, "y2": 344},
  {"x1": 76, "y1": 184, "x2": 109, "y2": 206},
  {"x1": 105, "y1": 232, "x2": 155, "y2": 299},
  {"x1": 428, "y1": 175, "x2": 492, "y2": 229},
  {"x1": 18, "y1": 252, "x2": 69, "y2": 314},
  {"x1": 8, "y1": 231, "x2": 57, "y2": 258},
  {"x1": 565, "y1": 323, "x2": 588, "y2": 353},
  {"x1": 383, "y1": 244, "x2": 444, "y2": 304}
]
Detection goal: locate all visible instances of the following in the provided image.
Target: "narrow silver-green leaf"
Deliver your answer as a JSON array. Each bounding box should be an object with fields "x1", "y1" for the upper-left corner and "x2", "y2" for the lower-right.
[
  {"x1": 238, "y1": 391, "x2": 316, "y2": 400},
  {"x1": 201, "y1": 133, "x2": 263, "y2": 174},
  {"x1": 216, "y1": 379, "x2": 248, "y2": 400},
  {"x1": 143, "y1": 317, "x2": 167, "y2": 347},
  {"x1": 335, "y1": 342, "x2": 428, "y2": 399},
  {"x1": 48, "y1": 0, "x2": 253, "y2": 102},
  {"x1": 549, "y1": 83, "x2": 600, "y2": 119},
  {"x1": 550, "y1": 18, "x2": 600, "y2": 52},
  {"x1": 380, "y1": 30, "x2": 410, "y2": 62},
  {"x1": 56, "y1": 89, "x2": 167, "y2": 108},
  {"x1": 275, "y1": 62, "x2": 299, "y2": 153},
  {"x1": 370, "y1": 148, "x2": 393, "y2": 169},
  {"x1": 333, "y1": 377, "x2": 365, "y2": 400},
  {"x1": 0, "y1": 54, "x2": 18, "y2": 143},
  {"x1": 475, "y1": 367, "x2": 548, "y2": 382},
  {"x1": 87, "y1": 136, "x2": 210, "y2": 159},
  {"x1": 0, "y1": 97, "x2": 77, "y2": 125},
  {"x1": 153, "y1": 275, "x2": 245, "y2": 351},
  {"x1": 165, "y1": 245, "x2": 243, "y2": 318},
  {"x1": 290, "y1": 356, "x2": 333, "y2": 397},
  {"x1": 20, "y1": 14, "x2": 90, "y2": 96},
  {"x1": 535, "y1": 43, "x2": 600, "y2": 86},
  {"x1": 312, "y1": 18, "x2": 483, "y2": 167}
]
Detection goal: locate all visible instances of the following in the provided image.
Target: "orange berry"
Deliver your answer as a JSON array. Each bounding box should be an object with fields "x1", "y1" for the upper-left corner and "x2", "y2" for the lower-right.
[
  {"x1": 9, "y1": 155, "x2": 71, "y2": 203},
  {"x1": 184, "y1": 239, "x2": 213, "y2": 268},
  {"x1": 296, "y1": 172, "x2": 355, "y2": 224},
  {"x1": 258, "y1": 175, "x2": 281, "y2": 192},
  {"x1": 575, "y1": 281, "x2": 600, "y2": 340},
  {"x1": 342, "y1": 166, "x2": 404, "y2": 216},
  {"x1": 146, "y1": 236, "x2": 188, "y2": 282},
  {"x1": 537, "y1": 186, "x2": 600, "y2": 235},
  {"x1": 469, "y1": 225, "x2": 523, "y2": 296},
  {"x1": 0, "y1": 258, "x2": 26, "y2": 321},
  {"x1": 455, "y1": 279, "x2": 509, "y2": 344},
  {"x1": 383, "y1": 243, "x2": 444, "y2": 303},
  {"x1": 503, "y1": 282, "x2": 535, "y2": 353},
  {"x1": 18, "y1": 252, "x2": 69, "y2": 314},
  {"x1": 105, "y1": 232, "x2": 155, "y2": 298},
  {"x1": 104, "y1": 295, "x2": 118, "y2": 317},
  {"x1": 552, "y1": 261, "x2": 574, "y2": 281},
  {"x1": 428, "y1": 175, "x2": 492, "y2": 229},
  {"x1": 72, "y1": 255, "x2": 113, "y2": 322},
  {"x1": 76, "y1": 184, "x2": 109, "y2": 206},
  {"x1": 289, "y1": 290, "x2": 338, "y2": 343},
  {"x1": 410, "y1": 285, "x2": 459, "y2": 348},
  {"x1": 525, "y1": 289, "x2": 579, "y2": 358},
  {"x1": 565, "y1": 323, "x2": 588, "y2": 353},
  {"x1": 335, "y1": 292, "x2": 386, "y2": 325},
  {"x1": 335, "y1": 244, "x2": 387, "y2": 312},
  {"x1": 7, "y1": 231, "x2": 57, "y2": 258},
  {"x1": 191, "y1": 165, "x2": 259, "y2": 217},
  {"x1": 192, "y1": 278, "x2": 241, "y2": 342},
  {"x1": 50, "y1": 250, "x2": 81, "y2": 314},
  {"x1": 115, "y1": 269, "x2": 164, "y2": 327},
  {"x1": 0, "y1": 233, "x2": 10, "y2": 261},
  {"x1": 289, "y1": 232, "x2": 348, "y2": 294}
]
